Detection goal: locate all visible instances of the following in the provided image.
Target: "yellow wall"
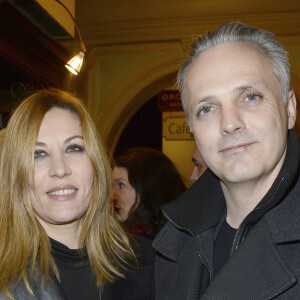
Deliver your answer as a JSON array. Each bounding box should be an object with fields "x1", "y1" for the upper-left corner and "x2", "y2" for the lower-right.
[{"x1": 37, "y1": 0, "x2": 75, "y2": 37}]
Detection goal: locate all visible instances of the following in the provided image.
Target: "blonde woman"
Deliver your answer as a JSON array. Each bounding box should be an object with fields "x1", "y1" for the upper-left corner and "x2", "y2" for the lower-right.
[{"x1": 0, "y1": 89, "x2": 154, "y2": 299}]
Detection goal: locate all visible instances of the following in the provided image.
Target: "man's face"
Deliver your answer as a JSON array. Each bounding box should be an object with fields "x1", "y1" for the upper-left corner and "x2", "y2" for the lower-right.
[{"x1": 185, "y1": 42, "x2": 296, "y2": 186}]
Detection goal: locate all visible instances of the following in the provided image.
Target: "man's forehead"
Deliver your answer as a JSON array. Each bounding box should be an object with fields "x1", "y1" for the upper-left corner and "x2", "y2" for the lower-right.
[
  {"x1": 186, "y1": 42, "x2": 271, "y2": 82},
  {"x1": 185, "y1": 43, "x2": 280, "y2": 106}
]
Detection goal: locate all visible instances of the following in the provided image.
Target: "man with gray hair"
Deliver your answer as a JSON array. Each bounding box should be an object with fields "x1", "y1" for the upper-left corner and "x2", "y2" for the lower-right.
[{"x1": 153, "y1": 22, "x2": 299, "y2": 299}]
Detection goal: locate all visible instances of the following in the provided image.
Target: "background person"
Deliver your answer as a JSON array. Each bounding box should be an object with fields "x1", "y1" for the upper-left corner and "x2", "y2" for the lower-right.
[
  {"x1": 112, "y1": 147, "x2": 186, "y2": 239},
  {"x1": 153, "y1": 22, "x2": 299, "y2": 299},
  {"x1": 0, "y1": 89, "x2": 154, "y2": 300},
  {"x1": 190, "y1": 144, "x2": 207, "y2": 182}
]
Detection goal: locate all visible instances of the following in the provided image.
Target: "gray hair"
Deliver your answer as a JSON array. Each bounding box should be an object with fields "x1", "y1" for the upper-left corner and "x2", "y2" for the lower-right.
[{"x1": 177, "y1": 22, "x2": 290, "y2": 120}]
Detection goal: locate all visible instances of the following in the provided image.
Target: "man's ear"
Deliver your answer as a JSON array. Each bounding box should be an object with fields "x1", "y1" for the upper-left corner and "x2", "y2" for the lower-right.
[{"x1": 287, "y1": 89, "x2": 297, "y2": 129}]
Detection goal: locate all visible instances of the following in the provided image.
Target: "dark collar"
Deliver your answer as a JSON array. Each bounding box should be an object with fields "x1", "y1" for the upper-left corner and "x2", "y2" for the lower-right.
[{"x1": 163, "y1": 129, "x2": 300, "y2": 236}]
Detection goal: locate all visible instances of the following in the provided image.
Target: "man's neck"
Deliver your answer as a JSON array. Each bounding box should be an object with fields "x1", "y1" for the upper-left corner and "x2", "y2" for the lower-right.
[
  {"x1": 220, "y1": 146, "x2": 288, "y2": 229},
  {"x1": 221, "y1": 173, "x2": 281, "y2": 229}
]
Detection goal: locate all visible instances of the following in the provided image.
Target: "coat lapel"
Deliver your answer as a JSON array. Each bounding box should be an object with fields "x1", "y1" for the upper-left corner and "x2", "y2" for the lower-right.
[{"x1": 201, "y1": 221, "x2": 297, "y2": 300}]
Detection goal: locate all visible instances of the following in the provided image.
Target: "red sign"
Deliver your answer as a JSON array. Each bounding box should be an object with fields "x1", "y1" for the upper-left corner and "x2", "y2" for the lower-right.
[{"x1": 157, "y1": 90, "x2": 183, "y2": 112}]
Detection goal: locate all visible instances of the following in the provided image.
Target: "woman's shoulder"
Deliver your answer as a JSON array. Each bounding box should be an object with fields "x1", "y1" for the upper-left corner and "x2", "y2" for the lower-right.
[
  {"x1": 0, "y1": 274, "x2": 67, "y2": 300},
  {"x1": 102, "y1": 235, "x2": 155, "y2": 299}
]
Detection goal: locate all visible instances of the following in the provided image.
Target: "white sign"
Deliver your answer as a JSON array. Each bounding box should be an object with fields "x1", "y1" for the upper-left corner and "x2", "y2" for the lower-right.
[{"x1": 163, "y1": 117, "x2": 193, "y2": 140}]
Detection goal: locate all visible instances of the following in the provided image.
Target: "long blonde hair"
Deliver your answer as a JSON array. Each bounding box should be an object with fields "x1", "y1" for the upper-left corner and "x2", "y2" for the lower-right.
[{"x1": 0, "y1": 89, "x2": 134, "y2": 298}]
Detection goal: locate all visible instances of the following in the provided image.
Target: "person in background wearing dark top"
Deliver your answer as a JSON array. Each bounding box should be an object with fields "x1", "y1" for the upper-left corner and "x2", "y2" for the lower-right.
[
  {"x1": 190, "y1": 144, "x2": 207, "y2": 182},
  {"x1": 0, "y1": 89, "x2": 154, "y2": 300},
  {"x1": 153, "y1": 22, "x2": 299, "y2": 299},
  {"x1": 112, "y1": 147, "x2": 186, "y2": 240}
]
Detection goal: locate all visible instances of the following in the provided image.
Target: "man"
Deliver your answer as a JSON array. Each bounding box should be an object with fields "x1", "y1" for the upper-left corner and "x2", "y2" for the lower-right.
[
  {"x1": 153, "y1": 22, "x2": 299, "y2": 299},
  {"x1": 190, "y1": 145, "x2": 207, "y2": 182}
]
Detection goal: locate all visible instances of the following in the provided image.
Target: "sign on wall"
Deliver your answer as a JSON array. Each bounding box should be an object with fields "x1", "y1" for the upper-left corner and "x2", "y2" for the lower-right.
[
  {"x1": 158, "y1": 90, "x2": 183, "y2": 112},
  {"x1": 163, "y1": 117, "x2": 193, "y2": 140}
]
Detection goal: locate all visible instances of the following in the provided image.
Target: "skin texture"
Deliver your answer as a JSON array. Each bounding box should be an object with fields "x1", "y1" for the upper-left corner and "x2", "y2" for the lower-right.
[
  {"x1": 185, "y1": 42, "x2": 296, "y2": 227},
  {"x1": 190, "y1": 145, "x2": 207, "y2": 182},
  {"x1": 112, "y1": 166, "x2": 137, "y2": 221},
  {"x1": 29, "y1": 108, "x2": 94, "y2": 247}
]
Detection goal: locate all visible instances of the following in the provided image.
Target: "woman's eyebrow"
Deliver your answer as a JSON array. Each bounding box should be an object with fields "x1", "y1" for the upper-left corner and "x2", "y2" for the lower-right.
[
  {"x1": 36, "y1": 135, "x2": 83, "y2": 147},
  {"x1": 36, "y1": 142, "x2": 46, "y2": 147},
  {"x1": 65, "y1": 135, "x2": 83, "y2": 143}
]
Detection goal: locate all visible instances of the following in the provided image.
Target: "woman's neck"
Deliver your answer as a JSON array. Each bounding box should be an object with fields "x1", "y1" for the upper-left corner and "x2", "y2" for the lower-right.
[{"x1": 38, "y1": 217, "x2": 82, "y2": 249}]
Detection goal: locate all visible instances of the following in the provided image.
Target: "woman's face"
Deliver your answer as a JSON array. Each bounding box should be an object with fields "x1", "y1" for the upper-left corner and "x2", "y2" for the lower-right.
[
  {"x1": 29, "y1": 108, "x2": 94, "y2": 233},
  {"x1": 112, "y1": 166, "x2": 137, "y2": 221}
]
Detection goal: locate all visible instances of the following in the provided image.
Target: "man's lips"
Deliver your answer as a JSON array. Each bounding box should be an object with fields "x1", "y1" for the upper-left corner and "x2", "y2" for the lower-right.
[{"x1": 220, "y1": 142, "x2": 256, "y2": 153}]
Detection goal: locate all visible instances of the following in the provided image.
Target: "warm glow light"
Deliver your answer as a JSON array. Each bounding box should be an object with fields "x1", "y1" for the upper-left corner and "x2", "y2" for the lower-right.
[
  {"x1": 65, "y1": 51, "x2": 85, "y2": 75},
  {"x1": 54, "y1": 0, "x2": 86, "y2": 75}
]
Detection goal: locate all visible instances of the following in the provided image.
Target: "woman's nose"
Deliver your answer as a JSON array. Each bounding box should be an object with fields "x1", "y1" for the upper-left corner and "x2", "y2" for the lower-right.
[{"x1": 48, "y1": 154, "x2": 71, "y2": 178}]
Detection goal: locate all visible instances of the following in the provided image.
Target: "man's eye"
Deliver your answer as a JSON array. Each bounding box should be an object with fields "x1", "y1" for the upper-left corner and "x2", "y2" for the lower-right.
[
  {"x1": 34, "y1": 150, "x2": 47, "y2": 159},
  {"x1": 199, "y1": 106, "x2": 213, "y2": 116},
  {"x1": 66, "y1": 144, "x2": 84, "y2": 153},
  {"x1": 245, "y1": 93, "x2": 261, "y2": 102}
]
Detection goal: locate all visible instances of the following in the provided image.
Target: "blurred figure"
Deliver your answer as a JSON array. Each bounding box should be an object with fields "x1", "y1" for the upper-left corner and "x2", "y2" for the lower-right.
[
  {"x1": 190, "y1": 145, "x2": 207, "y2": 182},
  {"x1": 113, "y1": 147, "x2": 186, "y2": 239}
]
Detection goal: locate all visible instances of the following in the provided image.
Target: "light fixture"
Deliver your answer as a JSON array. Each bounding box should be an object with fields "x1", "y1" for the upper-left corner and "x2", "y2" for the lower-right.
[
  {"x1": 65, "y1": 50, "x2": 85, "y2": 75},
  {"x1": 54, "y1": 0, "x2": 86, "y2": 75}
]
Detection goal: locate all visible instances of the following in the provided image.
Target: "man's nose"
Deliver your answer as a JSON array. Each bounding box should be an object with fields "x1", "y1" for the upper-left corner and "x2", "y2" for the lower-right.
[{"x1": 220, "y1": 105, "x2": 246, "y2": 135}]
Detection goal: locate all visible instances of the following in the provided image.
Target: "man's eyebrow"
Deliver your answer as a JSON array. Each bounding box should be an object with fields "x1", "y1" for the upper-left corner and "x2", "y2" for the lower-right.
[
  {"x1": 36, "y1": 135, "x2": 83, "y2": 146},
  {"x1": 191, "y1": 95, "x2": 216, "y2": 111},
  {"x1": 191, "y1": 83, "x2": 263, "y2": 110},
  {"x1": 232, "y1": 85, "x2": 255, "y2": 93}
]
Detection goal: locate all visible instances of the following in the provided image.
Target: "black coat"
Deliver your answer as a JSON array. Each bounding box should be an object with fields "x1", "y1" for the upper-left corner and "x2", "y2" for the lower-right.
[
  {"x1": 0, "y1": 236, "x2": 154, "y2": 300},
  {"x1": 153, "y1": 130, "x2": 300, "y2": 299}
]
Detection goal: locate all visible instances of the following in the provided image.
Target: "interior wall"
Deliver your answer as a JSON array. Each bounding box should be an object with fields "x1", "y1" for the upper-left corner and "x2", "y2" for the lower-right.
[{"x1": 86, "y1": 41, "x2": 185, "y2": 154}]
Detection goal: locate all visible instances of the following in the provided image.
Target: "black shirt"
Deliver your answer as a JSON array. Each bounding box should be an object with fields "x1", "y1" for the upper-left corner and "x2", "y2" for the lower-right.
[
  {"x1": 213, "y1": 220, "x2": 237, "y2": 276},
  {"x1": 50, "y1": 239, "x2": 100, "y2": 300}
]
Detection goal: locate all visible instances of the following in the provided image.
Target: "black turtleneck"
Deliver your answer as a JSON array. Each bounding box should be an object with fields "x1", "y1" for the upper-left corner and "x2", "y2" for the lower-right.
[{"x1": 50, "y1": 238, "x2": 100, "y2": 300}]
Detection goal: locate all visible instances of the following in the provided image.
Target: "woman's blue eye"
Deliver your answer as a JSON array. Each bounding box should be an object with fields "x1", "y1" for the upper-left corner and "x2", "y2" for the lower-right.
[
  {"x1": 34, "y1": 150, "x2": 47, "y2": 159},
  {"x1": 66, "y1": 144, "x2": 84, "y2": 153}
]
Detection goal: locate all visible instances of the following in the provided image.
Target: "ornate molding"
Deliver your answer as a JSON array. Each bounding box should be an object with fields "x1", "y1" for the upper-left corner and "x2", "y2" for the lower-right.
[{"x1": 79, "y1": 12, "x2": 300, "y2": 47}]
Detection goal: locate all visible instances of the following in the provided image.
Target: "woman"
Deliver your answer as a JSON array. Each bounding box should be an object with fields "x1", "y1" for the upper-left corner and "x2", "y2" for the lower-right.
[
  {"x1": 0, "y1": 89, "x2": 153, "y2": 299},
  {"x1": 112, "y1": 147, "x2": 186, "y2": 239}
]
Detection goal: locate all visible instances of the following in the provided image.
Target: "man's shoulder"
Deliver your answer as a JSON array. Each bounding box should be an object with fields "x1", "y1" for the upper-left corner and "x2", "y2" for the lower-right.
[{"x1": 265, "y1": 170, "x2": 300, "y2": 241}]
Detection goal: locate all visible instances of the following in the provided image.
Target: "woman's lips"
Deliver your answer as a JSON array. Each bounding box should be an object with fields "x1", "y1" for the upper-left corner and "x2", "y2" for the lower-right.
[{"x1": 47, "y1": 186, "x2": 78, "y2": 200}]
